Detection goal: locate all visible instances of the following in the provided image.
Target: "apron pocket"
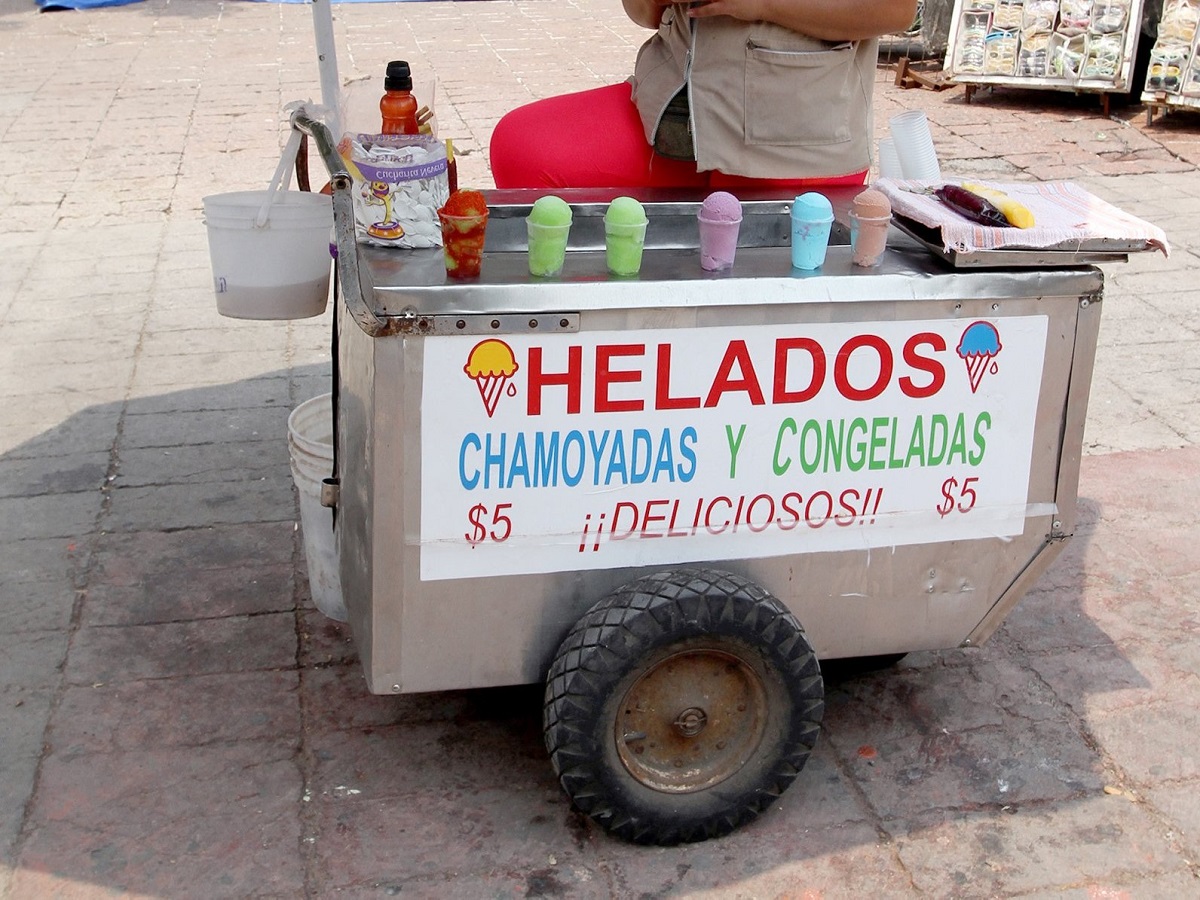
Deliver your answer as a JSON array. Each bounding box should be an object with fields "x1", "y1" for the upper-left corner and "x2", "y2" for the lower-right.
[{"x1": 744, "y1": 41, "x2": 856, "y2": 147}]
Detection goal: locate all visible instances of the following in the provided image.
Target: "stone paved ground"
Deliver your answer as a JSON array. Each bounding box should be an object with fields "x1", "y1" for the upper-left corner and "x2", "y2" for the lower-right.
[{"x1": 1, "y1": 1, "x2": 1198, "y2": 897}]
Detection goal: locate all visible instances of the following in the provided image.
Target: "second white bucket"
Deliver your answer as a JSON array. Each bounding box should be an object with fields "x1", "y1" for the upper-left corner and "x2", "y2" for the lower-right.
[{"x1": 288, "y1": 393, "x2": 347, "y2": 622}]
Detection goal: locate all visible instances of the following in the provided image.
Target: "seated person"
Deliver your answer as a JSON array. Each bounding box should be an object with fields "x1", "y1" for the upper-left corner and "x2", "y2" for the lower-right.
[{"x1": 489, "y1": 0, "x2": 918, "y2": 190}]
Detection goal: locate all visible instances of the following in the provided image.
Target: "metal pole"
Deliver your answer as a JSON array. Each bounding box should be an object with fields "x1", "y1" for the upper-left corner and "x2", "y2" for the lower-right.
[{"x1": 311, "y1": 0, "x2": 342, "y2": 138}]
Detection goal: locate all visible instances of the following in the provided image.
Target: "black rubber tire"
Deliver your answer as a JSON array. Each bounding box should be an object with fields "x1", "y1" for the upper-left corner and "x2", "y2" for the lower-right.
[{"x1": 543, "y1": 568, "x2": 824, "y2": 845}]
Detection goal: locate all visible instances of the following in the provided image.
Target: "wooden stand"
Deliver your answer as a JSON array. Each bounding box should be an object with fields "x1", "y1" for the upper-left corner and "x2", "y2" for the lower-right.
[
  {"x1": 962, "y1": 82, "x2": 1116, "y2": 116},
  {"x1": 894, "y1": 56, "x2": 957, "y2": 91}
]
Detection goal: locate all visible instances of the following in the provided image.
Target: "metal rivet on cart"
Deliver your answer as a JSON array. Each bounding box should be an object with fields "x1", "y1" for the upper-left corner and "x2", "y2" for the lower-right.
[
  {"x1": 456, "y1": 320, "x2": 466, "y2": 330},
  {"x1": 991, "y1": 303, "x2": 999, "y2": 311},
  {"x1": 1053, "y1": 520, "x2": 1062, "y2": 529},
  {"x1": 954, "y1": 303, "x2": 962, "y2": 312},
  {"x1": 391, "y1": 684, "x2": 401, "y2": 693},
  {"x1": 491, "y1": 319, "x2": 500, "y2": 329},
  {"x1": 1080, "y1": 298, "x2": 1090, "y2": 308},
  {"x1": 529, "y1": 319, "x2": 538, "y2": 328},
  {"x1": 559, "y1": 318, "x2": 569, "y2": 328}
]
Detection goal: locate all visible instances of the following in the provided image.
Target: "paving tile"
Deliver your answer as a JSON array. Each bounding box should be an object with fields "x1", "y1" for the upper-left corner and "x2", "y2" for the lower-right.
[
  {"x1": 610, "y1": 823, "x2": 917, "y2": 897},
  {"x1": 120, "y1": 406, "x2": 292, "y2": 451},
  {"x1": 0, "y1": 630, "x2": 68, "y2": 691},
  {"x1": 64, "y1": 613, "x2": 296, "y2": 685},
  {"x1": 50, "y1": 671, "x2": 300, "y2": 756},
  {"x1": 129, "y1": 349, "x2": 293, "y2": 390},
  {"x1": 0, "y1": 580, "x2": 77, "y2": 634},
  {"x1": 0, "y1": 407, "x2": 120, "y2": 460},
  {"x1": 0, "y1": 687, "x2": 55, "y2": 763},
  {"x1": 82, "y1": 559, "x2": 294, "y2": 627},
  {"x1": 116, "y1": 442, "x2": 289, "y2": 489},
  {"x1": 0, "y1": 752, "x2": 41, "y2": 872},
  {"x1": 0, "y1": 451, "x2": 110, "y2": 500},
  {"x1": 14, "y1": 741, "x2": 304, "y2": 900},
  {"x1": 1088, "y1": 700, "x2": 1200, "y2": 785},
  {"x1": 102, "y1": 480, "x2": 294, "y2": 532},
  {"x1": 0, "y1": 537, "x2": 84, "y2": 587},
  {"x1": 1143, "y1": 778, "x2": 1200, "y2": 861},
  {"x1": 891, "y1": 797, "x2": 1190, "y2": 896},
  {"x1": 121, "y1": 375, "x2": 293, "y2": 414},
  {"x1": 1022, "y1": 640, "x2": 1186, "y2": 720},
  {"x1": 822, "y1": 656, "x2": 1104, "y2": 818},
  {"x1": 88, "y1": 522, "x2": 294, "y2": 585}
]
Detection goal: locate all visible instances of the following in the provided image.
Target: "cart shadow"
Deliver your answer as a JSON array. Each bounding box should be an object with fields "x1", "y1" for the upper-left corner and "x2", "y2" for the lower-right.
[
  {"x1": 297, "y1": 491, "x2": 1168, "y2": 895},
  {"x1": 2, "y1": 370, "x2": 1171, "y2": 896}
]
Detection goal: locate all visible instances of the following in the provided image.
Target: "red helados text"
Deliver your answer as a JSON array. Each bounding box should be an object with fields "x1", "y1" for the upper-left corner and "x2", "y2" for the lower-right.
[{"x1": 524, "y1": 332, "x2": 947, "y2": 416}]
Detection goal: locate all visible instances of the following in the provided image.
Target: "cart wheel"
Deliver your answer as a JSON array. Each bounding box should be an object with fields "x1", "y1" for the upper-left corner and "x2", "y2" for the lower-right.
[{"x1": 543, "y1": 568, "x2": 823, "y2": 845}]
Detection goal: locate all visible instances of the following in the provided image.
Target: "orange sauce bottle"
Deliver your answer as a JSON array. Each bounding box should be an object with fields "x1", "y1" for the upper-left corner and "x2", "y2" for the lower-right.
[{"x1": 380, "y1": 60, "x2": 419, "y2": 135}]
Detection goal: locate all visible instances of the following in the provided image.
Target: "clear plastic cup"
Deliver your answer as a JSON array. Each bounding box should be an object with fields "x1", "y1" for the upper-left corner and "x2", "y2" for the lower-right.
[
  {"x1": 438, "y1": 210, "x2": 489, "y2": 279},
  {"x1": 850, "y1": 211, "x2": 892, "y2": 267},
  {"x1": 790, "y1": 192, "x2": 834, "y2": 271},
  {"x1": 697, "y1": 214, "x2": 742, "y2": 271},
  {"x1": 605, "y1": 220, "x2": 648, "y2": 277},
  {"x1": 877, "y1": 137, "x2": 904, "y2": 179},
  {"x1": 526, "y1": 220, "x2": 571, "y2": 277}
]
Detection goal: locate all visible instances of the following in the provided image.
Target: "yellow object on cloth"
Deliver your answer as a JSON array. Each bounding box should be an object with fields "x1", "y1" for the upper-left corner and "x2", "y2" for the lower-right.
[{"x1": 876, "y1": 178, "x2": 1170, "y2": 257}]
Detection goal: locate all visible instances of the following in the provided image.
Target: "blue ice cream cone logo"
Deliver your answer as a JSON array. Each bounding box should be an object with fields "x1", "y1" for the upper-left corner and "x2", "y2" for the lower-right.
[{"x1": 956, "y1": 321, "x2": 1003, "y2": 393}]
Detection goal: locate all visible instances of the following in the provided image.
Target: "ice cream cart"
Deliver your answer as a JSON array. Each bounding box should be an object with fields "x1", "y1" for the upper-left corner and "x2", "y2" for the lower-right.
[{"x1": 288, "y1": 112, "x2": 1161, "y2": 846}]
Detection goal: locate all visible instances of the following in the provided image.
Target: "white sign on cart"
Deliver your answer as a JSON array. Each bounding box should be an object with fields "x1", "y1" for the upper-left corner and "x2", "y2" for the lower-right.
[{"x1": 419, "y1": 317, "x2": 1049, "y2": 581}]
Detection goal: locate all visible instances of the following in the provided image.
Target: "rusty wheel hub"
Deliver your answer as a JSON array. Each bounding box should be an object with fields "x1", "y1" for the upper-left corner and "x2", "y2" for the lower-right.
[{"x1": 615, "y1": 647, "x2": 768, "y2": 793}]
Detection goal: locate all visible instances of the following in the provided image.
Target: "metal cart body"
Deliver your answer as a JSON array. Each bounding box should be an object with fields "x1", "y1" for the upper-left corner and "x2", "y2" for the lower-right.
[
  {"x1": 289, "y1": 116, "x2": 1107, "y2": 842},
  {"x1": 303, "y1": 120, "x2": 1102, "y2": 698}
]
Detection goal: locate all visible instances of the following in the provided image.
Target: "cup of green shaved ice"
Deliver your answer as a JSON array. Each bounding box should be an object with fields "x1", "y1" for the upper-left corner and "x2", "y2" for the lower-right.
[
  {"x1": 604, "y1": 197, "x2": 648, "y2": 277},
  {"x1": 526, "y1": 196, "x2": 573, "y2": 277}
]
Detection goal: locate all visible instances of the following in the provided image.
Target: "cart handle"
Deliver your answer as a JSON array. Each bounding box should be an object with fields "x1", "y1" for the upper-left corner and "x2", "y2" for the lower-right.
[{"x1": 290, "y1": 110, "x2": 388, "y2": 337}]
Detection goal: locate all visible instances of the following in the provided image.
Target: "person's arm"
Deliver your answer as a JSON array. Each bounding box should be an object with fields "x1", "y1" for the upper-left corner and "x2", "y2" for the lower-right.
[
  {"x1": 623, "y1": 0, "x2": 667, "y2": 29},
  {"x1": 688, "y1": 0, "x2": 919, "y2": 41}
]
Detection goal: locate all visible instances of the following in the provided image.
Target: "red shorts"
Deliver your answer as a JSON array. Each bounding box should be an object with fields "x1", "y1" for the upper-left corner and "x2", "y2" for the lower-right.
[{"x1": 489, "y1": 83, "x2": 867, "y2": 191}]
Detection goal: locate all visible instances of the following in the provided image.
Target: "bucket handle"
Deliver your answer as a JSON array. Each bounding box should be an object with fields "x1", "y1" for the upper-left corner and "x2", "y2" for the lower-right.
[{"x1": 255, "y1": 130, "x2": 304, "y2": 228}]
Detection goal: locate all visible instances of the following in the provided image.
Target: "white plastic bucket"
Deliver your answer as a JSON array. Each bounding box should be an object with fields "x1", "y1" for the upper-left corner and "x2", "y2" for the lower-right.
[
  {"x1": 203, "y1": 190, "x2": 333, "y2": 320},
  {"x1": 288, "y1": 393, "x2": 347, "y2": 621}
]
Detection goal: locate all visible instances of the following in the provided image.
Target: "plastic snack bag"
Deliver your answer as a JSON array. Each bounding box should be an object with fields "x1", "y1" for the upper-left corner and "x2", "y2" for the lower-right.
[{"x1": 339, "y1": 133, "x2": 450, "y2": 248}]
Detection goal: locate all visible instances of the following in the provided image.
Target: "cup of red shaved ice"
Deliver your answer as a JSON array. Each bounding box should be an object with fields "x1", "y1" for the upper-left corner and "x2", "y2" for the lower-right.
[{"x1": 438, "y1": 189, "x2": 489, "y2": 279}]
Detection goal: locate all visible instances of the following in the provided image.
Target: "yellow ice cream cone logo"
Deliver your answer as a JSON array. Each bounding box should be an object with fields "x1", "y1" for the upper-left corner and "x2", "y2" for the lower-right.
[{"x1": 464, "y1": 339, "x2": 519, "y2": 417}]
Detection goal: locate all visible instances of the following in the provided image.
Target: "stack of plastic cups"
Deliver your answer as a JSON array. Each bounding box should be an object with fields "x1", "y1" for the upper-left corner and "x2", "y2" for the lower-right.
[
  {"x1": 877, "y1": 137, "x2": 905, "y2": 179},
  {"x1": 888, "y1": 110, "x2": 942, "y2": 182}
]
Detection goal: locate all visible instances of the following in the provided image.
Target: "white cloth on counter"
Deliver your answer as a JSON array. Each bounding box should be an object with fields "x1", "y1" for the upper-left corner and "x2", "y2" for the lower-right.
[{"x1": 875, "y1": 178, "x2": 1170, "y2": 257}]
